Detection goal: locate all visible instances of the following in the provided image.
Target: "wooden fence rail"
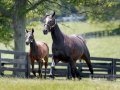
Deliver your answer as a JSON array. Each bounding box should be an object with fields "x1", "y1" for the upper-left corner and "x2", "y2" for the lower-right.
[
  {"x1": 0, "y1": 50, "x2": 120, "y2": 80},
  {"x1": 82, "y1": 28, "x2": 120, "y2": 39}
]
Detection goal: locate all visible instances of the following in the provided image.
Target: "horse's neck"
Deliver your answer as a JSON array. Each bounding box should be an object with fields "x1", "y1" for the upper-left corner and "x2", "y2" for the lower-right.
[
  {"x1": 30, "y1": 39, "x2": 38, "y2": 55},
  {"x1": 51, "y1": 24, "x2": 64, "y2": 44}
]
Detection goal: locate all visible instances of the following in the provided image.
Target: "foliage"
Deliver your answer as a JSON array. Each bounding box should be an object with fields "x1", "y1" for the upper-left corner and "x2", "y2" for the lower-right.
[
  {"x1": 76, "y1": 0, "x2": 120, "y2": 21},
  {"x1": 0, "y1": 0, "x2": 14, "y2": 46},
  {"x1": 26, "y1": 0, "x2": 120, "y2": 22},
  {"x1": 0, "y1": 15, "x2": 13, "y2": 47}
]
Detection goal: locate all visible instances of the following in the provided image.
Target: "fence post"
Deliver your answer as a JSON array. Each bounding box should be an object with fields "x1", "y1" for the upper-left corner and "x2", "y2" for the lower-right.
[
  {"x1": 1, "y1": 63, "x2": 4, "y2": 76},
  {"x1": 13, "y1": 52, "x2": 26, "y2": 77},
  {"x1": 67, "y1": 63, "x2": 71, "y2": 79},
  {"x1": 78, "y1": 62, "x2": 82, "y2": 78},
  {"x1": 25, "y1": 53, "x2": 30, "y2": 78},
  {"x1": 0, "y1": 52, "x2": 1, "y2": 76},
  {"x1": 0, "y1": 52, "x2": 4, "y2": 76},
  {"x1": 112, "y1": 59, "x2": 116, "y2": 80},
  {"x1": 107, "y1": 62, "x2": 112, "y2": 80}
]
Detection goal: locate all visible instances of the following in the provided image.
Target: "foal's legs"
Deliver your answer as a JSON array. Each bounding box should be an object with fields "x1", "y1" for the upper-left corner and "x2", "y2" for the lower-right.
[
  {"x1": 31, "y1": 60, "x2": 36, "y2": 77},
  {"x1": 38, "y1": 60, "x2": 43, "y2": 78},
  {"x1": 44, "y1": 56, "x2": 48, "y2": 79}
]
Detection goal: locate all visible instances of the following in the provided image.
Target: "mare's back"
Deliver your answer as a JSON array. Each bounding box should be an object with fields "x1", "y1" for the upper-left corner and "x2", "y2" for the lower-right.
[
  {"x1": 70, "y1": 35, "x2": 90, "y2": 57},
  {"x1": 69, "y1": 35, "x2": 86, "y2": 48}
]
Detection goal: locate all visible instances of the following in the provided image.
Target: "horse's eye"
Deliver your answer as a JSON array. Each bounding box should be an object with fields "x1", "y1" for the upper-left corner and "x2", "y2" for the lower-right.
[{"x1": 29, "y1": 36, "x2": 32, "y2": 39}]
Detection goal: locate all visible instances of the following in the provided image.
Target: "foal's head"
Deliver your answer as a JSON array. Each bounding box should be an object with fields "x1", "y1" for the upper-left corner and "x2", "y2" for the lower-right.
[
  {"x1": 25, "y1": 28, "x2": 34, "y2": 45},
  {"x1": 43, "y1": 11, "x2": 56, "y2": 35}
]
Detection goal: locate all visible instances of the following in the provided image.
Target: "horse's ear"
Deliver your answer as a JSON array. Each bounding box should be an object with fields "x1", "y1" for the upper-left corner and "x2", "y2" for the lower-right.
[
  {"x1": 32, "y1": 28, "x2": 34, "y2": 33},
  {"x1": 26, "y1": 29, "x2": 28, "y2": 33},
  {"x1": 51, "y1": 11, "x2": 55, "y2": 17}
]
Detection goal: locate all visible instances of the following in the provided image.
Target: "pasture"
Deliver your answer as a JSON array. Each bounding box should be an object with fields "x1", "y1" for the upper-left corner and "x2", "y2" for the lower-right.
[
  {"x1": 1, "y1": 21, "x2": 119, "y2": 58},
  {"x1": 27, "y1": 21, "x2": 120, "y2": 59},
  {"x1": 0, "y1": 21, "x2": 120, "y2": 90},
  {"x1": 0, "y1": 77, "x2": 120, "y2": 90},
  {"x1": 87, "y1": 36, "x2": 120, "y2": 58}
]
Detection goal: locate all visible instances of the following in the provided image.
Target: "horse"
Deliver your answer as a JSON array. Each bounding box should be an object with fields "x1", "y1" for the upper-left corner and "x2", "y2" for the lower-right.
[
  {"x1": 25, "y1": 28, "x2": 49, "y2": 78},
  {"x1": 42, "y1": 11, "x2": 93, "y2": 79}
]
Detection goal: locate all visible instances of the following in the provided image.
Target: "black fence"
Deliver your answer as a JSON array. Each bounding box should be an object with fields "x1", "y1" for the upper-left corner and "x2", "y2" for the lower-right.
[
  {"x1": 0, "y1": 50, "x2": 120, "y2": 80},
  {"x1": 0, "y1": 50, "x2": 29, "y2": 77},
  {"x1": 81, "y1": 27, "x2": 120, "y2": 39}
]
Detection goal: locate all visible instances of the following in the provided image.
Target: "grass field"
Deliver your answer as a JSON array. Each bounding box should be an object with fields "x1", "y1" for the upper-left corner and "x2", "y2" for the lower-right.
[
  {"x1": 1, "y1": 21, "x2": 119, "y2": 58},
  {"x1": 29, "y1": 21, "x2": 120, "y2": 58},
  {"x1": 87, "y1": 36, "x2": 120, "y2": 58},
  {"x1": 0, "y1": 21, "x2": 120, "y2": 90},
  {"x1": 0, "y1": 77, "x2": 120, "y2": 90}
]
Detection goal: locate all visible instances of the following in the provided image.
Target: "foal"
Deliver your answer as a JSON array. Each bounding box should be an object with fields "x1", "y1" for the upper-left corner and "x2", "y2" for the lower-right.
[{"x1": 25, "y1": 28, "x2": 49, "y2": 78}]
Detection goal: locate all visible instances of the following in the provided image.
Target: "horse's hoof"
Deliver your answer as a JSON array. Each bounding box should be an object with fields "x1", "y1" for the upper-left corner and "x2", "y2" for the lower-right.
[
  {"x1": 39, "y1": 75, "x2": 42, "y2": 78},
  {"x1": 44, "y1": 76, "x2": 46, "y2": 79},
  {"x1": 32, "y1": 71, "x2": 36, "y2": 77},
  {"x1": 89, "y1": 74, "x2": 94, "y2": 79},
  {"x1": 49, "y1": 74, "x2": 52, "y2": 78},
  {"x1": 49, "y1": 74, "x2": 55, "y2": 79},
  {"x1": 78, "y1": 77, "x2": 82, "y2": 80}
]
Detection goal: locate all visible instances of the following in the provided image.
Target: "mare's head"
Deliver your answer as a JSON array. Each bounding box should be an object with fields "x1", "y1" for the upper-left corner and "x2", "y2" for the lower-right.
[
  {"x1": 25, "y1": 28, "x2": 34, "y2": 45},
  {"x1": 43, "y1": 11, "x2": 56, "y2": 35}
]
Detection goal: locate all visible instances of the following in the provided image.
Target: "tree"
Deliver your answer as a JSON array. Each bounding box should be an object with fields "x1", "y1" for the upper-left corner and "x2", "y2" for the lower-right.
[
  {"x1": 75, "y1": 0, "x2": 120, "y2": 21},
  {"x1": 0, "y1": 0, "x2": 47, "y2": 77}
]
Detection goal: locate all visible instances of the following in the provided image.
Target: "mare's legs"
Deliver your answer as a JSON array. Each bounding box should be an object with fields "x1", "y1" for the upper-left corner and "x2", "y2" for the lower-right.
[
  {"x1": 82, "y1": 55, "x2": 93, "y2": 75},
  {"x1": 69, "y1": 58, "x2": 81, "y2": 80},
  {"x1": 31, "y1": 60, "x2": 36, "y2": 76},
  {"x1": 49, "y1": 57, "x2": 59, "y2": 79},
  {"x1": 49, "y1": 60, "x2": 55, "y2": 79}
]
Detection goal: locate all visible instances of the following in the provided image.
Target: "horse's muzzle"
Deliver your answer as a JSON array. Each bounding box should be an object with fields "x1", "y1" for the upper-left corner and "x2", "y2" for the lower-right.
[{"x1": 43, "y1": 29, "x2": 48, "y2": 35}]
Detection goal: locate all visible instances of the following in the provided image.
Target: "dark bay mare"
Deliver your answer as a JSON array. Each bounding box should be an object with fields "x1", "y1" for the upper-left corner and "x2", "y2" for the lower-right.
[
  {"x1": 25, "y1": 28, "x2": 49, "y2": 78},
  {"x1": 43, "y1": 11, "x2": 93, "y2": 79}
]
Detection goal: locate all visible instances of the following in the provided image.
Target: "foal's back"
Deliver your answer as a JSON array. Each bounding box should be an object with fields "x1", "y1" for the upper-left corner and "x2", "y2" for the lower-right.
[{"x1": 36, "y1": 41, "x2": 49, "y2": 59}]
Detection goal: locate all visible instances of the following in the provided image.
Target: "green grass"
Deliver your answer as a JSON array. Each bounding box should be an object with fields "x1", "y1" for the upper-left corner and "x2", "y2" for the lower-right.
[
  {"x1": 26, "y1": 21, "x2": 120, "y2": 58},
  {"x1": 0, "y1": 77, "x2": 120, "y2": 90},
  {"x1": 0, "y1": 21, "x2": 120, "y2": 58},
  {"x1": 87, "y1": 36, "x2": 120, "y2": 58}
]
